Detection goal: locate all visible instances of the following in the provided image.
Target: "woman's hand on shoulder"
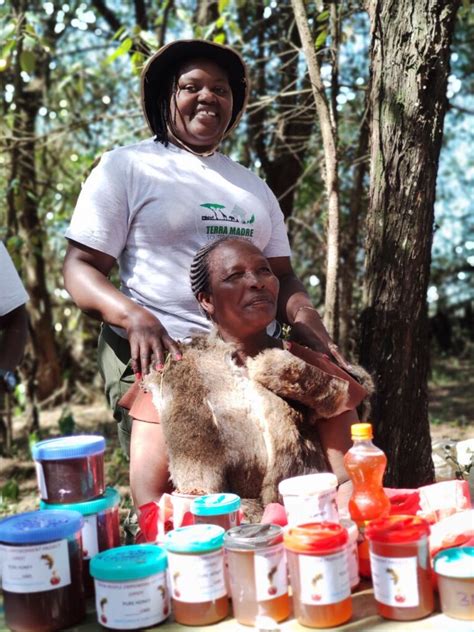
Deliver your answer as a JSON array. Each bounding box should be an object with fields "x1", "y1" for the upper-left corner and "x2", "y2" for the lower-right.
[{"x1": 124, "y1": 305, "x2": 182, "y2": 376}]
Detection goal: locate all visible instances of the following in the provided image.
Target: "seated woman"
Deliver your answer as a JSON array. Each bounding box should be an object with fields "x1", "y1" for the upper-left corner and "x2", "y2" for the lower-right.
[{"x1": 123, "y1": 237, "x2": 370, "y2": 535}]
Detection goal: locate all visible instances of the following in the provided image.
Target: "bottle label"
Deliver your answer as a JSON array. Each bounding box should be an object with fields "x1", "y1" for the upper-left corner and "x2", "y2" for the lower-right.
[
  {"x1": 254, "y1": 543, "x2": 288, "y2": 601},
  {"x1": 35, "y1": 461, "x2": 48, "y2": 499},
  {"x1": 0, "y1": 540, "x2": 71, "y2": 593},
  {"x1": 298, "y1": 550, "x2": 350, "y2": 605},
  {"x1": 167, "y1": 550, "x2": 226, "y2": 603},
  {"x1": 94, "y1": 571, "x2": 169, "y2": 629},
  {"x1": 82, "y1": 514, "x2": 99, "y2": 560},
  {"x1": 283, "y1": 489, "x2": 338, "y2": 525},
  {"x1": 370, "y1": 553, "x2": 419, "y2": 607}
]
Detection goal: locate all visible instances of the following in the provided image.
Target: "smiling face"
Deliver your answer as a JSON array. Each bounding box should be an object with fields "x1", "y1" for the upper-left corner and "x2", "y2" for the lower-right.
[
  {"x1": 169, "y1": 58, "x2": 233, "y2": 153},
  {"x1": 198, "y1": 240, "x2": 280, "y2": 338}
]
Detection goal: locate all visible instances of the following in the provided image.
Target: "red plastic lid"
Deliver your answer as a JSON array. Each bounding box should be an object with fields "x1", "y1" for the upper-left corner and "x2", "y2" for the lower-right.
[
  {"x1": 283, "y1": 522, "x2": 348, "y2": 554},
  {"x1": 366, "y1": 515, "x2": 430, "y2": 543}
]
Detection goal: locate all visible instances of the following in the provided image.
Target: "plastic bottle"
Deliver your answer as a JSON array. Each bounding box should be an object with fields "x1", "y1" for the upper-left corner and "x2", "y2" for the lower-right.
[{"x1": 343, "y1": 422, "x2": 391, "y2": 578}]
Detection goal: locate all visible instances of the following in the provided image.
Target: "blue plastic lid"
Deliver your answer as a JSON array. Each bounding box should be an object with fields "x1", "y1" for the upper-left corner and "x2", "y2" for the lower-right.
[
  {"x1": 40, "y1": 487, "x2": 120, "y2": 516},
  {"x1": 32, "y1": 435, "x2": 106, "y2": 460},
  {"x1": 90, "y1": 544, "x2": 168, "y2": 581},
  {"x1": 165, "y1": 524, "x2": 225, "y2": 553},
  {"x1": 0, "y1": 510, "x2": 84, "y2": 544},
  {"x1": 433, "y1": 546, "x2": 474, "y2": 579},
  {"x1": 191, "y1": 493, "x2": 241, "y2": 516}
]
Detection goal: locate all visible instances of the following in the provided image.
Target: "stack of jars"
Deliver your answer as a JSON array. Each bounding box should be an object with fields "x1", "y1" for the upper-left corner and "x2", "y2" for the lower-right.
[{"x1": 0, "y1": 434, "x2": 121, "y2": 632}]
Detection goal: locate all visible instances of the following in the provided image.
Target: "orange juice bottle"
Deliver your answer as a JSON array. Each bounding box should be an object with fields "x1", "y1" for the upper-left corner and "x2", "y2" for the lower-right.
[{"x1": 343, "y1": 423, "x2": 391, "y2": 578}]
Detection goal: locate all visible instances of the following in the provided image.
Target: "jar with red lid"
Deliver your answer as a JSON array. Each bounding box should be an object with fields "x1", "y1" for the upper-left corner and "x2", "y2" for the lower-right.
[
  {"x1": 366, "y1": 515, "x2": 434, "y2": 620},
  {"x1": 283, "y1": 522, "x2": 351, "y2": 628}
]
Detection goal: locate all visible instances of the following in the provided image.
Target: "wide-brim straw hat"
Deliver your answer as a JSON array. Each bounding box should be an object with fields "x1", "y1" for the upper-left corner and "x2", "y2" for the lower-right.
[{"x1": 141, "y1": 39, "x2": 249, "y2": 140}]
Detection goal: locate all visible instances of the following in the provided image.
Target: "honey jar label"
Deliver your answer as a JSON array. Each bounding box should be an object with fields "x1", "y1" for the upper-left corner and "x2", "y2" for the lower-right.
[
  {"x1": 82, "y1": 514, "x2": 99, "y2": 560},
  {"x1": 0, "y1": 540, "x2": 71, "y2": 593},
  {"x1": 254, "y1": 543, "x2": 288, "y2": 601},
  {"x1": 94, "y1": 571, "x2": 169, "y2": 629},
  {"x1": 283, "y1": 489, "x2": 339, "y2": 526},
  {"x1": 298, "y1": 550, "x2": 350, "y2": 605},
  {"x1": 370, "y1": 553, "x2": 419, "y2": 607},
  {"x1": 167, "y1": 550, "x2": 227, "y2": 602}
]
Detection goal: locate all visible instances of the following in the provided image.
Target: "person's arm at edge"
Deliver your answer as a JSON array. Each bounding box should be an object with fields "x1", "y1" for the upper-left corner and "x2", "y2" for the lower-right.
[{"x1": 0, "y1": 304, "x2": 28, "y2": 371}]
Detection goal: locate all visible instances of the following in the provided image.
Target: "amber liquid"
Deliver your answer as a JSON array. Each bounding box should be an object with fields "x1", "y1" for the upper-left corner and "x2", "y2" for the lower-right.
[
  {"x1": 226, "y1": 549, "x2": 290, "y2": 625},
  {"x1": 83, "y1": 507, "x2": 121, "y2": 597},
  {"x1": 370, "y1": 539, "x2": 434, "y2": 620},
  {"x1": 3, "y1": 535, "x2": 86, "y2": 632},
  {"x1": 286, "y1": 550, "x2": 352, "y2": 628},
  {"x1": 192, "y1": 512, "x2": 239, "y2": 530},
  {"x1": 344, "y1": 444, "x2": 390, "y2": 577},
  {"x1": 40, "y1": 453, "x2": 105, "y2": 503},
  {"x1": 172, "y1": 595, "x2": 229, "y2": 625}
]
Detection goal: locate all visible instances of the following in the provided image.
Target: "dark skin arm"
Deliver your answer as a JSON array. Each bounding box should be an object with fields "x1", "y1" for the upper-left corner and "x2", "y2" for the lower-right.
[
  {"x1": 0, "y1": 304, "x2": 28, "y2": 372},
  {"x1": 63, "y1": 241, "x2": 181, "y2": 375}
]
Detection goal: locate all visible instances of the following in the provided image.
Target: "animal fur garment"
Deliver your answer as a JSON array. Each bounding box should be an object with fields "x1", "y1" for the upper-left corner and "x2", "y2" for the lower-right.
[{"x1": 145, "y1": 335, "x2": 361, "y2": 518}]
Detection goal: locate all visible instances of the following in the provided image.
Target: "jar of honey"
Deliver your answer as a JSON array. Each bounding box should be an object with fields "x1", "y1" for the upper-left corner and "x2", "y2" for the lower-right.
[
  {"x1": 32, "y1": 435, "x2": 105, "y2": 503},
  {"x1": 284, "y1": 522, "x2": 351, "y2": 628},
  {"x1": 224, "y1": 524, "x2": 290, "y2": 625},
  {"x1": 191, "y1": 493, "x2": 241, "y2": 530},
  {"x1": 0, "y1": 510, "x2": 85, "y2": 632},
  {"x1": 165, "y1": 524, "x2": 228, "y2": 625},
  {"x1": 41, "y1": 487, "x2": 121, "y2": 596},
  {"x1": 366, "y1": 515, "x2": 434, "y2": 620}
]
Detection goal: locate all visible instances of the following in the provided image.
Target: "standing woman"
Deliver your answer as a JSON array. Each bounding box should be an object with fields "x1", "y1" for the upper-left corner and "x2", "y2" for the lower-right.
[{"x1": 63, "y1": 40, "x2": 343, "y2": 455}]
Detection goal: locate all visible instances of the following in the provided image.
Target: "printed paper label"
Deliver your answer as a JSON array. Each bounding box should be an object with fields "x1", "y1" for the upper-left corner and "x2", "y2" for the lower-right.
[
  {"x1": 299, "y1": 551, "x2": 350, "y2": 605},
  {"x1": 35, "y1": 461, "x2": 48, "y2": 499},
  {"x1": 82, "y1": 514, "x2": 99, "y2": 560},
  {"x1": 167, "y1": 550, "x2": 226, "y2": 603},
  {"x1": 370, "y1": 553, "x2": 419, "y2": 607},
  {"x1": 284, "y1": 490, "x2": 338, "y2": 525},
  {"x1": 1, "y1": 540, "x2": 71, "y2": 593},
  {"x1": 255, "y1": 544, "x2": 288, "y2": 601},
  {"x1": 95, "y1": 571, "x2": 169, "y2": 629}
]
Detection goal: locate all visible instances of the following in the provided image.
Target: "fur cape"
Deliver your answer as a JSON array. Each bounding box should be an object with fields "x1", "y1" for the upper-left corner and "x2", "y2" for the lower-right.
[{"x1": 145, "y1": 335, "x2": 370, "y2": 517}]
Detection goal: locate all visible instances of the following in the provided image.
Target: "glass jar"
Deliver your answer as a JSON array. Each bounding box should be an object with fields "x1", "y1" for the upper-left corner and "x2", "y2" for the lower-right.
[
  {"x1": 90, "y1": 544, "x2": 169, "y2": 629},
  {"x1": 284, "y1": 522, "x2": 351, "y2": 628},
  {"x1": 41, "y1": 487, "x2": 121, "y2": 597},
  {"x1": 165, "y1": 524, "x2": 228, "y2": 625},
  {"x1": 366, "y1": 515, "x2": 434, "y2": 620},
  {"x1": 0, "y1": 510, "x2": 85, "y2": 632},
  {"x1": 224, "y1": 524, "x2": 290, "y2": 625},
  {"x1": 191, "y1": 493, "x2": 241, "y2": 530},
  {"x1": 433, "y1": 547, "x2": 474, "y2": 621},
  {"x1": 32, "y1": 435, "x2": 105, "y2": 503},
  {"x1": 340, "y1": 519, "x2": 359, "y2": 590},
  {"x1": 278, "y1": 473, "x2": 339, "y2": 526}
]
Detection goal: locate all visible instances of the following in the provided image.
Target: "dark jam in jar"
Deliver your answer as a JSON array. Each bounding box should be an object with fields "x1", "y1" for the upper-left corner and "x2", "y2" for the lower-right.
[
  {"x1": 0, "y1": 510, "x2": 86, "y2": 632},
  {"x1": 32, "y1": 435, "x2": 106, "y2": 504},
  {"x1": 41, "y1": 487, "x2": 121, "y2": 597}
]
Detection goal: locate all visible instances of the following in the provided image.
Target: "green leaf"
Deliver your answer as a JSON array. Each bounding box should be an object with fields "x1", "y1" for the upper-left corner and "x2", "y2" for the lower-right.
[
  {"x1": 216, "y1": 16, "x2": 225, "y2": 29},
  {"x1": 20, "y1": 49, "x2": 35, "y2": 74},
  {"x1": 315, "y1": 30, "x2": 327, "y2": 50},
  {"x1": 316, "y1": 10, "x2": 329, "y2": 23},
  {"x1": 213, "y1": 33, "x2": 226, "y2": 45},
  {"x1": 218, "y1": 0, "x2": 230, "y2": 14},
  {"x1": 1, "y1": 479, "x2": 19, "y2": 502},
  {"x1": 105, "y1": 37, "x2": 133, "y2": 65},
  {"x1": 112, "y1": 25, "x2": 126, "y2": 41}
]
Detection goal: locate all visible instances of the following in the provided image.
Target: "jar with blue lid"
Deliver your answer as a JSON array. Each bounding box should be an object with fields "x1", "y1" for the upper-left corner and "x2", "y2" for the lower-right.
[
  {"x1": 191, "y1": 493, "x2": 241, "y2": 530},
  {"x1": 165, "y1": 524, "x2": 229, "y2": 625},
  {"x1": 32, "y1": 434, "x2": 106, "y2": 504},
  {"x1": 434, "y1": 547, "x2": 474, "y2": 620},
  {"x1": 90, "y1": 544, "x2": 169, "y2": 629},
  {"x1": 0, "y1": 509, "x2": 85, "y2": 631},
  {"x1": 40, "y1": 487, "x2": 121, "y2": 597}
]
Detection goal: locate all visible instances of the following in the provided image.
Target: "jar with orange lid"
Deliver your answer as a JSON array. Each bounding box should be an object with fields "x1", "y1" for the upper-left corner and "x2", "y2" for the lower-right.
[
  {"x1": 366, "y1": 515, "x2": 434, "y2": 620},
  {"x1": 224, "y1": 524, "x2": 290, "y2": 625},
  {"x1": 283, "y1": 522, "x2": 351, "y2": 628},
  {"x1": 165, "y1": 524, "x2": 229, "y2": 625}
]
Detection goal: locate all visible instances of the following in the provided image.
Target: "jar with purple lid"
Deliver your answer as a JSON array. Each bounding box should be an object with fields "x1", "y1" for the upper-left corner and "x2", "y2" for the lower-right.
[
  {"x1": 40, "y1": 487, "x2": 121, "y2": 596},
  {"x1": 0, "y1": 509, "x2": 85, "y2": 632},
  {"x1": 32, "y1": 435, "x2": 105, "y2": 503}
]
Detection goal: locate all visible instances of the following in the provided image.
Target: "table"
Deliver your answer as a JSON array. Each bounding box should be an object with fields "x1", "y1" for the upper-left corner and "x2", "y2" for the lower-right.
[{"x1": 1, "y1": 587, "x2": 471, "y2": 632}]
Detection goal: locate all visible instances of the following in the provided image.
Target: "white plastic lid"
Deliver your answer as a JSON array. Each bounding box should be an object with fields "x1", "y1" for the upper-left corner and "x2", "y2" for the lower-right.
[{"x1": 278, "y1": 472, "x2": 338, "y2": 497}]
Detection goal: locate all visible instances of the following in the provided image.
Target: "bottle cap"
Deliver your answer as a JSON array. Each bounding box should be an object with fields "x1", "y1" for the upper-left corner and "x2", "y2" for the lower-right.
[
  {"x1": 32, "y1": 435, "x2": 106, "y2": 460},
  {"x1": 191, "y1": 493, "x2": 240, "y2": 516},
  {"x1": 433, "y1": 547, "x2": 474, "y2": 579},
  {"x1": 165, "y1": 524, "x2": 225, "y2": 553},
  {"x1": 283, "y1": 522, "x2": 348, "y2": 554},
  {"x1": 40, "y1": 487, "x2": 120, "y2": 516},
  {"x1": 0, "y1": 510, "x2": 84, "y2": 544},
  {"x1": 224, "y1": 524, "x2": 283, "y2": 551},
  {"x1": 366, "y1": 515, "x2": 430, "y2": 544},
  {"x1": 90, "y1": 544, "x2": 168, "y2": 581},
  {"x1": 350, "y1": 423, "x2": 373, "y2": 440}
]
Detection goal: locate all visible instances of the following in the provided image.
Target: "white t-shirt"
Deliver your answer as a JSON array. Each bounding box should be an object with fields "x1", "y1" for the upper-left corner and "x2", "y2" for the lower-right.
[
  {"x1": 0, "y1": 242, "x2": 29, "y2": 317},
  {"x1": 66, "y1": 138, "x2": 291, "y2": 340}
]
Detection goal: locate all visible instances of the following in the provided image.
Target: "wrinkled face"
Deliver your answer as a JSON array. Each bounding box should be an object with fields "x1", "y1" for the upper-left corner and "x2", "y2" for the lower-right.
[
  {"x1": 199, "y1": 240, "x2": 280, "y2": 336},
  {"x1": 169, "y1": 59, "x2": 233, "y2": 152}
]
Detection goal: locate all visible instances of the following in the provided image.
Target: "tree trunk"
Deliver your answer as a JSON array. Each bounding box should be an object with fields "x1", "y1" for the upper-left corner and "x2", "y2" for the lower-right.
[
  {"x1": 360, "y1": 0, "x2": 460, "y2": 486},
  {"x1": 291, "y1": 0, "x2": 340, "y2": 339}
]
